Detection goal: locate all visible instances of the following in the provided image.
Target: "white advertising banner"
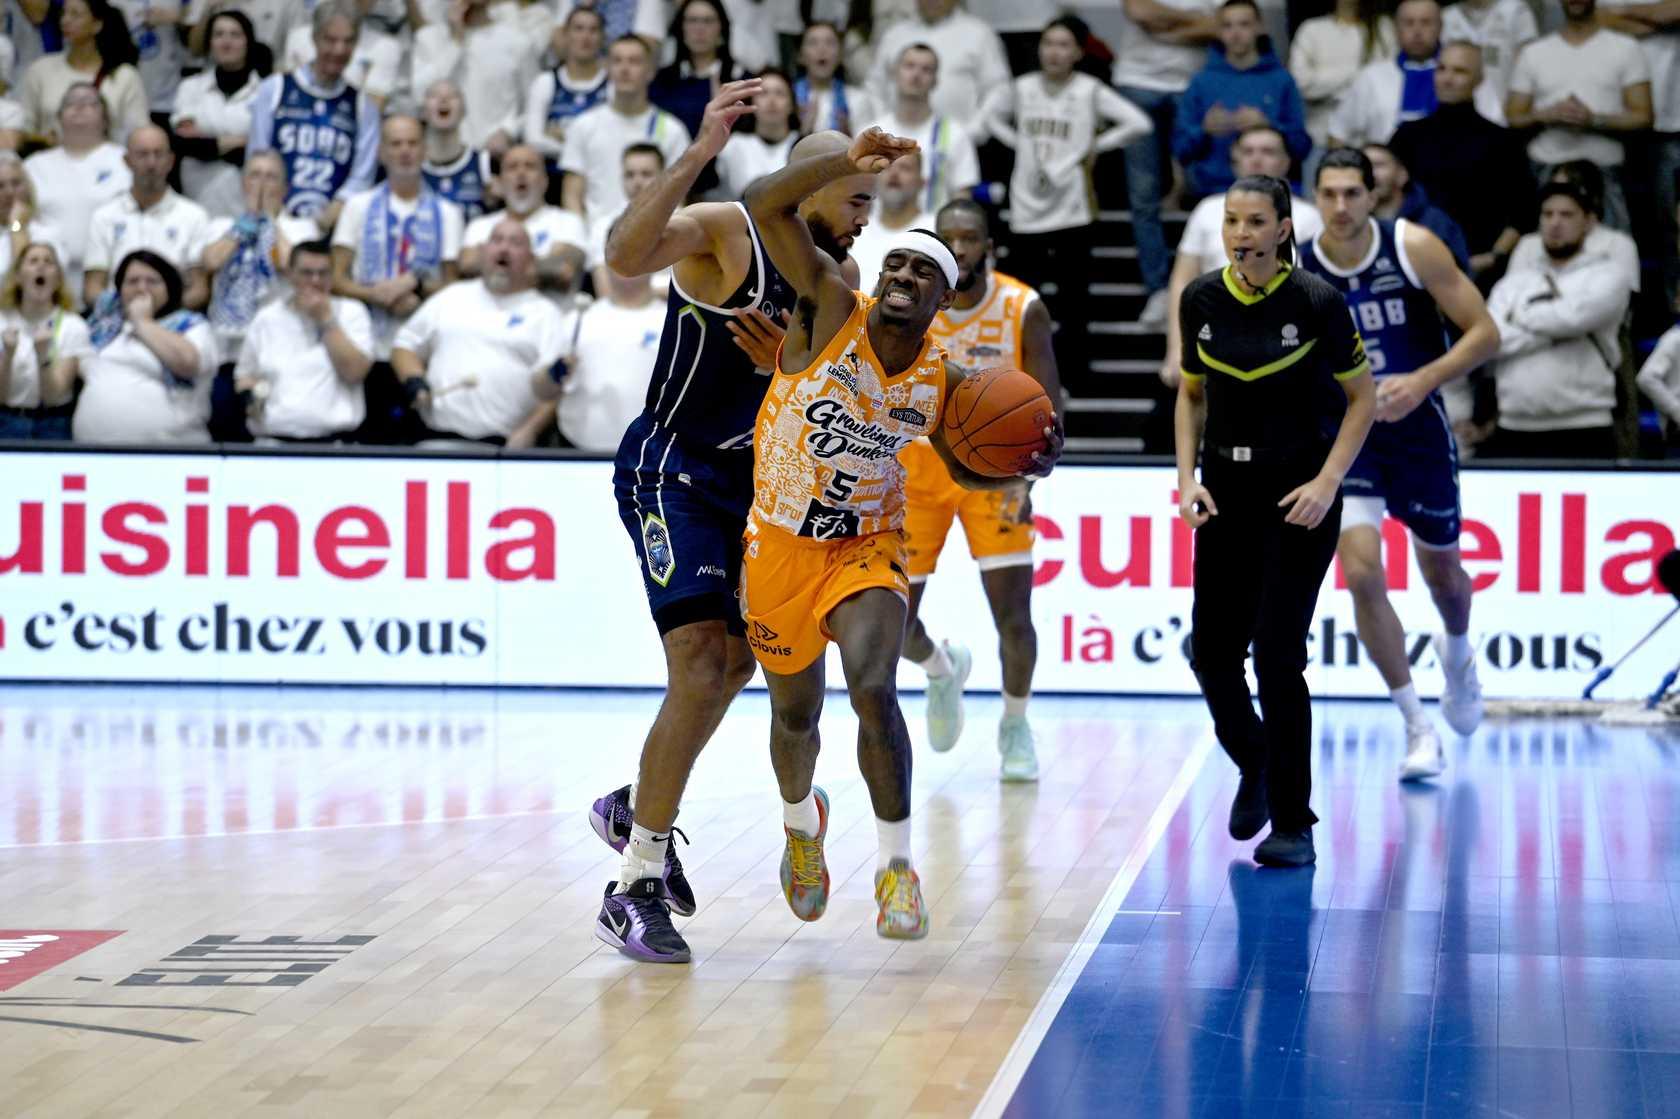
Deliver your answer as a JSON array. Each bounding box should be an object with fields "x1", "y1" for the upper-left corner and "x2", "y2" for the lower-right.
[{"x1": 0, "y1": 451, "x2": 1674, "y2": 699}]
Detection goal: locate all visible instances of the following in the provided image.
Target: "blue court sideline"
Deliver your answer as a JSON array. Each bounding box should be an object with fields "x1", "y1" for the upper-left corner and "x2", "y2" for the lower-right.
[{"x1": 1002, "y1": 704, "x2": 1680, "y2": 1118}]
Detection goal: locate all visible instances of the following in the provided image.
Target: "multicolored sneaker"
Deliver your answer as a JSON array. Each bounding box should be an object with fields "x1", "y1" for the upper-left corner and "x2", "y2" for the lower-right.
[
  {"x1": 595, "y1": 878, "x2": 691, "y2": 963},
  {"x1": 874, "y1": 858, "x2": 930, "y2": 940},
  {"x1": 998, "y1": 715, "x2": 1038, "y2": 782},
  {"x1": 589, "y1": 785, "x2": 633, "y2": 852},
  {"x1": 925, "y1": 642, "x2": 972, "y2": 753},
  {"x1": 780, "y1": 786, "x2": 831, "y2": 921},
  {"x1": 662, "y1": 826, "x2": 696, "y2": 917}
]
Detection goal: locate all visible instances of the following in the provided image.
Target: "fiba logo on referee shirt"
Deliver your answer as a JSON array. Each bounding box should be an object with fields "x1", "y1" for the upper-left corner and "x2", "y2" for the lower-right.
[{"x1": 1281, "y1": 324, "x2": 1300, "y2": 348}]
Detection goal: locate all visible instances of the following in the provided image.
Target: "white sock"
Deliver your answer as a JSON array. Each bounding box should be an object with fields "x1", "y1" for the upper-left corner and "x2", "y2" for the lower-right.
[
  {"x1": 876, "y1": 815, "x2": 912, "y2": 871},
  {"x1": 783, "y1": 790, "x2": 820, "y2": 836},
  {"x1": 1443, "y1": 632, "x2": 1474, "y2": 669},
  {"x1": 628, "y1": 781, "x2": 638, "y2": 813},
  {"x1": 1391, "y1": 683, "x2": 1427, "y2": 728},
  {"x1": 918, "y1": 643, "x2": 952, "y2": 678},
  {"x1": 618, "y1": 823, "x2": 668, "y2": 889},
  {"x1": 1002, "y1": 691, "x2": 1029, "y2": 718}
]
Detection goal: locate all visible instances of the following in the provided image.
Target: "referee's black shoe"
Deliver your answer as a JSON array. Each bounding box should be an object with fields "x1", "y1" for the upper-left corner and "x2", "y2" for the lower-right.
[
  {"x1": 1228, "y1": 771, "x2": 1269, "y2": 840},
  {"x1": 1254, "y1": 828, "x2": 1316, "y2": 867}
]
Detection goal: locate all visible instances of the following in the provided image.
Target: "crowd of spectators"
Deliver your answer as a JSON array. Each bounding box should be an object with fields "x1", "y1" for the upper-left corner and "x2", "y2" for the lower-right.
[{"x1": 0, "y1": 0, "x2": 1675, "y2": 456}]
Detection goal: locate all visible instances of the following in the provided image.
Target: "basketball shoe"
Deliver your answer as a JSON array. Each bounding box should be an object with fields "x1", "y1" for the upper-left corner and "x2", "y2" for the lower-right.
[
  {"x1": 875, "y1": 858, "x2": 930, "y2": 939},
  {"x1": 596, "y1": 878, "x2": 691, "y2": 963},
  {"x1": 781, "y1": 786, "x2": 831, "y2": 921},
  {"x1": 926, "y1": 642, "x2": 972, "y2": 752},
  {"x1": 589, "y1": 786, "x2": 697, "y2": 916}
]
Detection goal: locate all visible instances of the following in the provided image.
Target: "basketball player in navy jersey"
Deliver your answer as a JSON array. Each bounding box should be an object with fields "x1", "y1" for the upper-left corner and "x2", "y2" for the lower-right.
[
  {"x1": 1300, "y1": 148, "x2": 1500, "y2": 782},
  {"x1": 586, "y1": 80, "x2": 875, "y2": 963},
  {"x1": 246, "y1": 1, "x2": 380, "y2": 227}
]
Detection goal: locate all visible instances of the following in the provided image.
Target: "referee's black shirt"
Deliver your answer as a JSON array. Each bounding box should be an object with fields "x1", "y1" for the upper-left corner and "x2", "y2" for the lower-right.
[{"x1": 1179, "y1": 263, "x2": 1370, "y2": 453}]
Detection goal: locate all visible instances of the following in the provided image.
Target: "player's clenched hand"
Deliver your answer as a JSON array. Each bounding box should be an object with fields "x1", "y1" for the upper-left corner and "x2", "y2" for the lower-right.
[
  {"x1": 727, "y1": 307, "x2": 787, "y2": 370},
  {"x1": 1374, "y1": 372, "x2": 1428, "y2": 423},
  {"x1": 1024, "y1": 413, "x2": 1063, "y2": 479},
  {"x1": 697, "y1": 79, "x2": 762, "y2": 160},
  {"x1": 848, "y1": 127, "x2": 918, "y2": 173},
  {"x1": 1279, "y1": 472, "x2": 1338, "y2": 529},
  {"x1": 1179, "y1": 481, "x2": 1217, "y2": 528}
]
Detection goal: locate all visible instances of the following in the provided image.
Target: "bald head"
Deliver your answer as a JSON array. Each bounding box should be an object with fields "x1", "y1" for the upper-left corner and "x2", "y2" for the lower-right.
[
  {"x1": 484, "y1": 218, "x2": 537, "y2": 293},
  {"x1": 791, "y1": 130, "x2": 851, "y2": 162},
  {"x1": 125, "y1": 125, "x2": 173, "y2": 197}
]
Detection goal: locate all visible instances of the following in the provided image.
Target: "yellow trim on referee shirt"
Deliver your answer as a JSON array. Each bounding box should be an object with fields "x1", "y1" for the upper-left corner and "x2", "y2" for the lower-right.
[
  {"x1": 1221, "y1": 263, "x2": 1292, "y2": 305},
  {"x1": 1333, "y1": 359, "x2": 1372, "y2": 381},
  {"x1": 1195, "y1": 338, "x2": 1318, "y2": 382},
  {"x1": 1181, "y1": 369, "x2": 1205, "y2": 383}
]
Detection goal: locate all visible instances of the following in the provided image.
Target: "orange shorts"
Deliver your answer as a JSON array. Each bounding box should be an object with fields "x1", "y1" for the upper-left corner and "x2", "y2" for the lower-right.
[
  {"x1": 741, "y1": 522, "x2": 910, "y2": 676},
  {"x1": 900, "y1": 439, "x2": 1035, "y2": 582}
]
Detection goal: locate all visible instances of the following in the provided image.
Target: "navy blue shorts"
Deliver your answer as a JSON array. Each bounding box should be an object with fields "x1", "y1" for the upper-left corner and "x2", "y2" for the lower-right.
[
  {"x1": 613, "y1": 414, "x2": 755, "y2": 636},
  {"x1": 1340, "y1": 392, "x2": 1461, "y2": 549}
]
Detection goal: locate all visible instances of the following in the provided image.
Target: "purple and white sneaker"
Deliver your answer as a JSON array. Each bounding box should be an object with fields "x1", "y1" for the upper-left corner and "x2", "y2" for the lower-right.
[
  {"x1": 595, "y1": 878, "x2": 691, "y2": 964},
  {"x1": 588, "y1": 786, "x2": 697, "y2": 917}
]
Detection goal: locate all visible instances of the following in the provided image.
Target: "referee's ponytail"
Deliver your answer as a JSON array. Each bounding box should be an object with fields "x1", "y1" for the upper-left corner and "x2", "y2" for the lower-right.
[{"x1": 1228, "y1": 174, "x2": 1296, "y2": 267}]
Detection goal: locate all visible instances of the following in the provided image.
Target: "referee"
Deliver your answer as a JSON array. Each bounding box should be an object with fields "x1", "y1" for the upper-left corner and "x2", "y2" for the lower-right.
[{"x1": 1174, "y1": 174, "x2": 1376, "y2": 868}]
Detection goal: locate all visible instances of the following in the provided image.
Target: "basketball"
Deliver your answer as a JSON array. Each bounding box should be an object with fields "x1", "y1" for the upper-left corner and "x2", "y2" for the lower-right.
[{"x1": 940, "y1": 367, "x2": 1054, "y2": 478}]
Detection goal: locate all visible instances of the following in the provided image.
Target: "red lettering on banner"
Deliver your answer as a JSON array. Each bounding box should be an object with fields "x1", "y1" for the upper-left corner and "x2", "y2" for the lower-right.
[
  {"x1": 1517, "y1": 493, "x2": 1540, "y2": 593},
  {"x1": 1460, "y1": 518, "x2": 1501, "y2": 592},
  {"x1": 405, "y1": 481, "x2": 427, "y2": 579},
  {"x1": 315, "y1": 507, "x2": 390, "y2": 579},
  {"x1": 1562, "y1": 493, "x2": 1586, "y2": 593},
  {"x1": 1602, "y1": 520, "x2": 1675, "y2": 595},
  {"x1": 485, "y1": 509, "x2": 555, "y2": 581},
  {"x1": 1033, "y1": 515, "x2": 1063, "y2": 585},
  {"x1": 447, "y1": 481, "x2": 470, "y2": 580},
  {"x1": 62, "y1": 474, "x2": 86, "y2": 575},
  {"x1": 1079, "y1": 515, "x2": 1150, "y2": 588},
  {"x1": 0, "y1": 501, "x2": 43, "y2": 573},
  {"x1": 186, "y1": 477, "x2": 210, "y2": 577},
  {"x1": 100, "y1": 502, "x2": 168, "y2": 576},
  {"x1": 228, "y1": 506, "x2": 301, "y2": 577}
]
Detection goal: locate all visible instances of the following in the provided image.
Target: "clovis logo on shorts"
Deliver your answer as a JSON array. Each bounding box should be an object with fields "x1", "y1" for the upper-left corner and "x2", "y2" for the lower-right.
[{"x1": 802, "y1": 399, "x2": 901, "y2": 462}]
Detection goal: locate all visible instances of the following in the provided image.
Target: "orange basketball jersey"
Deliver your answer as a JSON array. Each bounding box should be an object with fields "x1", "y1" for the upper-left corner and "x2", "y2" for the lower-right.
[
  {"x1": 751, "y1": 292, "x2": 949, "y2": 540},
  {"x1": 927, "y1": 270, "x2": 1039, "y2": 372}
]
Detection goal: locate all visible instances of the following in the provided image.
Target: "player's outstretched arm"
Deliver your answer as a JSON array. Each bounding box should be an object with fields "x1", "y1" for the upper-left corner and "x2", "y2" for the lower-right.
[{"x1": 604, "y1": 78, "x2": 761, "y2": 277}]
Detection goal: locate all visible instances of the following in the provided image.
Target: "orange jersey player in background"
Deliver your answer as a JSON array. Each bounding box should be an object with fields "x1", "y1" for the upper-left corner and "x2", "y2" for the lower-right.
[
  {"x1": 742, "y1": 128, "x2": 1062, "y2": 942},
  {"x1": 902, "y1": 196, "x2": 1062, "y2": 781}
]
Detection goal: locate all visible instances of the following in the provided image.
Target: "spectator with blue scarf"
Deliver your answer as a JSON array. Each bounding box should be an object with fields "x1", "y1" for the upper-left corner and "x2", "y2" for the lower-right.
[
  {"x1": 71, "y1": 248, "x2": 219, "y2": 443},
  {"x1": 330, "y1": 115, "x2": 464, "y2": 364}
]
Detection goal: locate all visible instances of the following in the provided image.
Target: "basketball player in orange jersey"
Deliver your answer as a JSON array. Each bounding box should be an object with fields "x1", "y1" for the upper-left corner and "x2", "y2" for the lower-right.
[
  {"x1": 742, "y1": 128, "x2": 1062, "y2": 939},
  {"x1": 901, "y1": 197, "x2": 1062, "y2": 782}
]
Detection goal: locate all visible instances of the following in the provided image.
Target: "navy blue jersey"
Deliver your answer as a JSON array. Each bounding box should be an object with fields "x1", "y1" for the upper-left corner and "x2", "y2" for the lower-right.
[
  {"x1": 546, "y1": 68, "x2": 609, "y2": 132},
  {"x1": 423, "y1": 149, "x2": 494, "y2": 221},
  {"x1": 635, "y1": 201, "x2": 797, "y2": 455},
  {"x1": 1300, "y1": 218, "x2": 1450, "y2": 380},
  {"x1": 271, "y1": 74, "x2": 361, "y2": 217}
]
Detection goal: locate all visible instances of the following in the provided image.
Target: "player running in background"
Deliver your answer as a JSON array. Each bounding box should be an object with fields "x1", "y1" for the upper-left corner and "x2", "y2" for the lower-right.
[
  {"x1": 742, "y1": 128, "x2": 1062, "y2": 940},
  {"x1": 589, "y1": 83, "x2": 869, "y2": 964},
  {"x1": 1300, "y1": 148, "x2": 1499, "y2": 780},
  {"x1": 899, "y1": 197, "x2": 1061, "y2": 781}
]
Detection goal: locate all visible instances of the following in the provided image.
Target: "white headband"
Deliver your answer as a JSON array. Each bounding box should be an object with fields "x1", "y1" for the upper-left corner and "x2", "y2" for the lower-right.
[{"x1": 882, "y1": 231, "x2": 959, "y2": 288}]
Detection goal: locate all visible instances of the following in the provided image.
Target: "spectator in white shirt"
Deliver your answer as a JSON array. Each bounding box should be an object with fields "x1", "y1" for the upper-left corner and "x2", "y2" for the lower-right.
[
  {"x1": 236, "y1": 238, "x2": 375, "y2": 441},
  {"x1": 1160, "y1": 124, "x2": 1324, "y2": 386},
  {"x1": 848, "y1": 151, "x2": 935, "y2": 288},
  {"x1": 1288, "y1": 0, "x2": 1396, "y2": 146},
  {"x1": 1599, "y1": 0, "x2": 1680, "y2": 307},
  {"x1": 202, "y1": 151, "x2": 321, "y2": 374},
  {"x1": 332, "y1": 115, "x2": 466, "y2": 362},
  {"x1": 1637, "y1": 321, "x2": 1680, "y2": 446},
  {"x1": 413, "y1": 0, "x2": 537, "y2": 158},
  {"x1": 20, "y1": 0, "x2": 150, "y2": 144},
  {"x1": 1328, "y1": 0, "x2": 1505, "y2": 147},
  {"x1": 281, "y1": 6, "x2": 403, "y2": 107},
  {"x1": 525, "y1": 6, "x2": 609, "y2": 164},
  {"x1": 561, "y1": 35, "x2": 692, "y2": 220},
  {"x1": 586, "y1": 141, "x2": 671, "y2": 294},
  {"x1": 171, "y1": 9, "x2": 269, "y2": 219},
  {"x1": 1506, "y1": 160, "x2": 1641, "y2": 289},
  {"x1": 863, "y1": 43, "x2": 980, "y2": 210},
  {"x1": 72, "y1": 250, "x2": 219, "y2": 444},
  {"x1": 1506, "y1": 0, "x2": 1653, "y2": 233},
  {"x1": 1482, "y1": 180, "x2": 1633, "y2": 458},
  {"x1": 712, "y1": 69, "x2": 799, "y2": 199},
  {"x1": 184, "y1": 0, "x2": 299, "y2": 61},
  {"x1": 0, "y1": 242, "x2": 92, "y2": 440},
  {"x1": 554, "y1": 0, "x2": 665, "y2": 48},
  {"x1": 113, "y1": 0, "x2": 187, "y2": 118},
  {"x1": 0, "y1": 152, "x2": 56, "y2": 279},
  {"x1": 533, "y1": 258, "x2": 662, "y2": 449},
  {"x1": 23, "y1": 84, "x2": 130, "y2": 299},
  {"x1": 393, "y1": 217, "x2": 569, "y2": 446},
  {"x1": 84, "y1": 125, "x2": 213, "y2": 310},
  {"x1": 461, "y1": 144, "x2": 587, "y2": 294},
  {"x1": 5, "y1": 0, "x2": 58, "y2": 78},
  {"x1": 795, "y1": 21, "x2": 876, "y2": 136},
  {"x1": 1442, "y1": 0, "x2": 1539, "y2": 111},
  {"x1": 868, "y1": 0, "x2": 1011, "y2": 140},
  {"x1": 420, "y1": 79, "x2": 497, "y2": 222},
  {"x1": 0, "y1": 37, "x2": 22, "y2": 151}
]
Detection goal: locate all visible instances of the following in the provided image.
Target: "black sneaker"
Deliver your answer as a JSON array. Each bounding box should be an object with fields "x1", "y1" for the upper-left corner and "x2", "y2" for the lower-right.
[
  {"x1": 663, "y1": 826, "x2": 696, "y2": 917},
  {"x1": 595, "y1": 878, "x2": 691, "y2": 963},
  {"x1": 1254, "y1": 828, "x2": 1316, "y2": 867},
  {"x1": 1228, "y1": 770, "x2": 1269, "y2": 840}
]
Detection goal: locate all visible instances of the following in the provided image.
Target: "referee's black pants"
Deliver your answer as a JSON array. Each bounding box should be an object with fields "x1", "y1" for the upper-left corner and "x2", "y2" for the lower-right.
[{"x1": 1191, "y1": 452, "x2": 1342, "y2": 833}]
